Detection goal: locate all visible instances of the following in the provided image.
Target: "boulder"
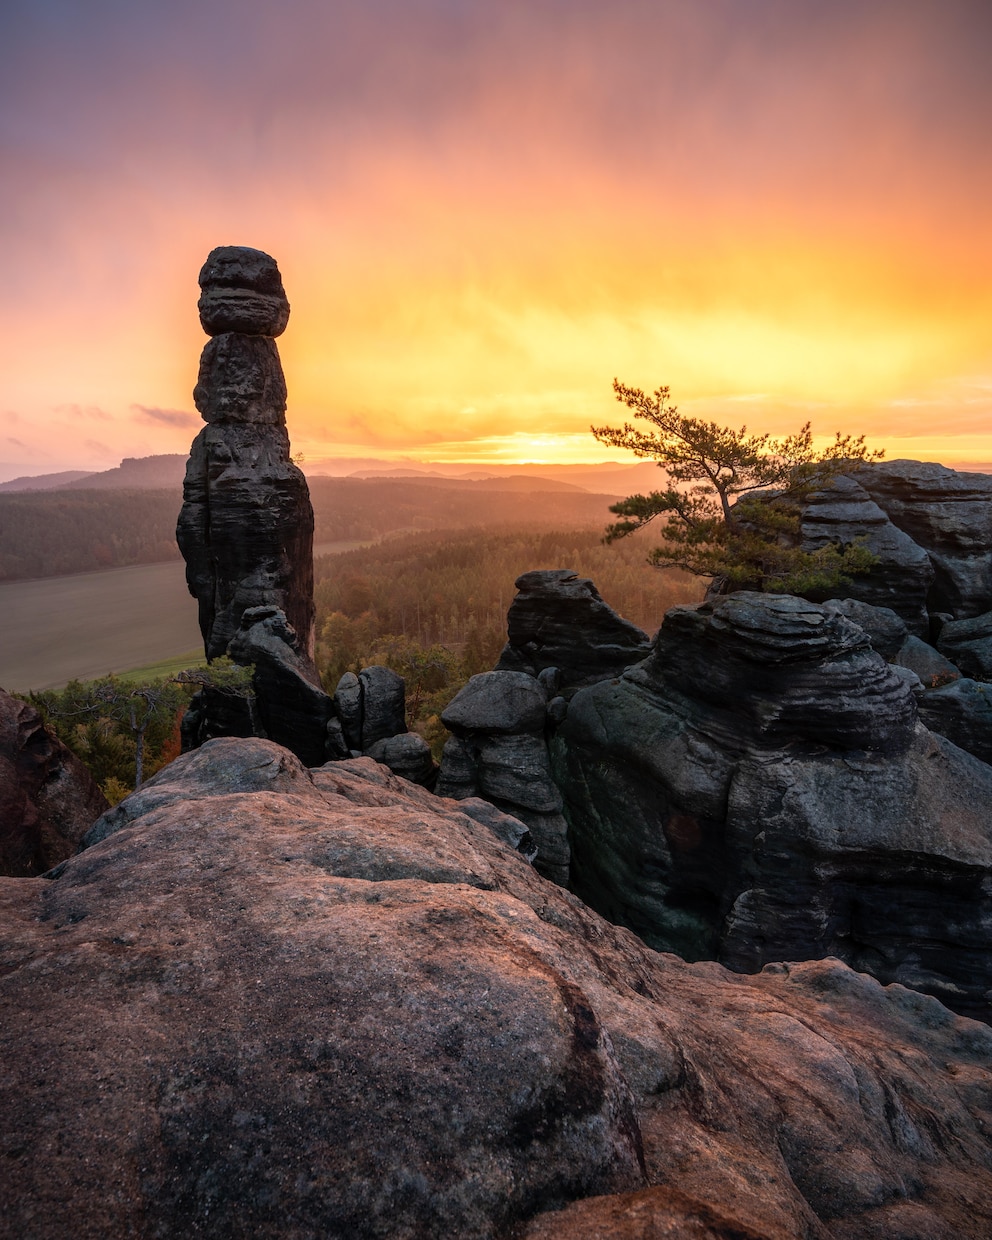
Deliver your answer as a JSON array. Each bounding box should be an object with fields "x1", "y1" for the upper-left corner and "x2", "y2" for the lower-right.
[
  {"x1": 365, "y1": 732, "x2": 437, "y2": 788},
  {"x1": 857, "y1": 459, "x2": 992, "y2": 618},
  {"x1": 496, "y1": 569, "x2": 652, "y2": 690},
  {"x1": 333, "y1": 671, "x2": 363, "y2": 751},
  {"x1": 5, "y1": 737, "x2": 992, "y2": 1238},
  {"x1": 358, "y1": 665, "x2": 407, "y2": 748},
  {"x1": 437, "y1": 730, "x2": 569, "y2": 886},
  {"x1": 937, "y1": 609, "x2": 992, "y2": 681},
  {"x1": 0, "y1": 688, "x2": 108, "y2": 876},
  {"x1": 441, "y1": 670, "x2": 548, "y2": 736},
  {"x1": 916, "y1": 678, "x2": 992, "y2": 767},
  {"x1": 226, "y1": 606, "x2": 333, "y2": 767},
  {"x1": 893, "y1": 634, "x2": 961, "y2": 687},
  {"x1": 197, "y1": 244, "x2": 291, "y2": 337},
  {"x1": 438, "y1": 670, "x2": 566, "y2": 883},
  {"x1": 552, "y1": 592, "x2": 992, "y2": 1021}
]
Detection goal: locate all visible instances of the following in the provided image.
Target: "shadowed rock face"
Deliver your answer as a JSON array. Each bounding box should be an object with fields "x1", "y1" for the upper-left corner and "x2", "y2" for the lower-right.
[
  {"x1": 551, "y1": 593, "x2": 992, "y2": 1021},
  {"x1": 0, "y1": 688, "x2": 107, "y2": 876},
  {"x1": 5, "y1": 737, "x2": 992, "y2": 1239},
  {"x1": 177, "y1": 245, "x2": 315, "y2": 665},
  {"x1": 858, "y1": 460, "x2": 992, "y2": 619},
  {"x1": 798, "y1": 474, "x2": 934, "y2": 635},
  {"x1": 496, "y1": 569, "x2": 652, "y2": 690},
  {"x1": 437, "y1": 671, "x2": 570, "y2": 885}
]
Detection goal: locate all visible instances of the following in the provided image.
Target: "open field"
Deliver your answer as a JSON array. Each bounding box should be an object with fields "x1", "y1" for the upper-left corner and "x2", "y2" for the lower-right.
[
  {"x1": 0, "y1": 540, "x2": 373, "y2": 692},
  {"x1": 0, "y1": 561, "x2": 202, "y2": 692}
]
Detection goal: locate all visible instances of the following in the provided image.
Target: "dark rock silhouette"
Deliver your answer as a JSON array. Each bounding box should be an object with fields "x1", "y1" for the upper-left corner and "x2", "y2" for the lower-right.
[
  {"x1": 177, "y1": 245, "x2": 315, "y2": 665},
  {"x1": 551, "y1": 592, "x2": 992, "y2": 1021},
  {"x1": 858, "y1": 460, "x2": 992, "y2": 618},
  {"x1": 0, "y1": 687, "x2": 107, "y2": 875},
  {"x1": 496, "y1": 569, "x2": 652, "y2": 690},
  {"x1": 797, "y1": 475, "x2": 934, "y2": 634},
  {"x1": 437, "y1": 670, "x2": 569, "y2": 883},
  {"x1": 6, "y1": 737, "x2": 992, "y2": 1238},
  {"x1": 937, "y1": 608, "x2": 992, "y2": 680},
  {"x1": 176, "y1": 247, "x2": 421, "y2": 778},
  {"x1": 916, "y1": 677, "x2": 992, "y2": 766}
]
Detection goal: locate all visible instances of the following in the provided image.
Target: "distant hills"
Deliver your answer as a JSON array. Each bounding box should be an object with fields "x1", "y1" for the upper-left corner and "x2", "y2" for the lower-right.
[
  {"x1": 0, "y1": 454, "x2": 666, "y2": 496},
  {"x1": 0, "y1": 455, "x2": 188, "y2": 492},
  {"x1": 0, "y1": 469, "x2": 96, "y2": 492}
]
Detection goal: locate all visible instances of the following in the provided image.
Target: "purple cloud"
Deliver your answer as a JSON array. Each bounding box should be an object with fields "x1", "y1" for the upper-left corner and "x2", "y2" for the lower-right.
[{"x1": 132, "y1": 404, "x2": 198, "y2": 428}]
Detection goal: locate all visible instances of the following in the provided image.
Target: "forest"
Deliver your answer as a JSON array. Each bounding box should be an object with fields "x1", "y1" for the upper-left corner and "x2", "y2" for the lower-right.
[
  {"x1": 0, "y1": 478, "x2": 626, "y2": 581},
  {"x1": 312, "y1": 526, "x2": 702, "y2": 756},
  {"x1": 28, "y1": 523, "x2": 701, "y2": 790}
]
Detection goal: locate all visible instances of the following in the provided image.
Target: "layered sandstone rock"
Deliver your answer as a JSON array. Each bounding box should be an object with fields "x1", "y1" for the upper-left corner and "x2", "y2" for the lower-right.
[
  {"x1": 437, "y1": 670, "x2": 569, "y2": 883},
  {"x1": 177, "y1": 245, "x2": 315, "y2": 665},
  {"x1": 0, "y1": 688, "x2": 107, "y2": 876},
  {"x1": 797, "y1": 475, "x2": 933, "y2": 635},
  {"x1": 5, "y1": 737, "x2": 992, "y2": 1238},
  {"x1": 858, "y1": 459, "x2": 992, "y2": 619},
  {"x1": 496, "y1": 569, "x2": 652, "y2": 690},
  {"x1": 551, "y1": 593, "x2": 992, "y2": 1021}
]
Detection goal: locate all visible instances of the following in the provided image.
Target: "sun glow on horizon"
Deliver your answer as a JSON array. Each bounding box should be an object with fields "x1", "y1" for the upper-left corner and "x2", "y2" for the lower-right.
[{"x1": 0, "y1": 2, "x2": 990, "y2": 479}]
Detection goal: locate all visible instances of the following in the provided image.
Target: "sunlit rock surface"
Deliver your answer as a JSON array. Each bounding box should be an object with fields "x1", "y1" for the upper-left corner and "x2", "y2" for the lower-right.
[{"x1": 3, "y1": 737, "x2": 992, "y2": 1238}]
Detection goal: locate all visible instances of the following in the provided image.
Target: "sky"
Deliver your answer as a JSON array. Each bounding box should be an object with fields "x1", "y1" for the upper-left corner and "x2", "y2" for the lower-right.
[{"x1": 1, "y1": 0, "x2": 990, "y2": 479}]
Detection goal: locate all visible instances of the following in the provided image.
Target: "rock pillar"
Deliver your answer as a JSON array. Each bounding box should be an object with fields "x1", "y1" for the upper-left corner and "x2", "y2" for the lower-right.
[{"x1": 177, "y1": 245, "x2": 317, "y2": 670}]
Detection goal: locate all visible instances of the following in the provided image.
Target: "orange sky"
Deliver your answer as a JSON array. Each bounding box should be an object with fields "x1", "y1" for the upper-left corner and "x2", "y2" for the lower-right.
[{"x1": 1, "y1": 0, "x2": 990, "y2": 479}]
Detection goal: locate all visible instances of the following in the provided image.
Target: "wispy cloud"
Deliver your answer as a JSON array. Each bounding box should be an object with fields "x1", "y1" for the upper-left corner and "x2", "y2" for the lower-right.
[
  {"x1": 131, "y1": 404, "x2": 198, "y2": 428},
  {"x1": 55, "y1": 403, "x2": 111, "y2": 421}
]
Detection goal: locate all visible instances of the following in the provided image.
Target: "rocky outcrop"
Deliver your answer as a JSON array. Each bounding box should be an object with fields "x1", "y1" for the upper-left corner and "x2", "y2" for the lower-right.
[
  {"x1": 937, "y1": 609, "x2": 992, "y2": 681},
  {"x1": 858, "y1": 459, "x2": 992, "y2": 618},
  {"x1": 916, "y1": 677, "x2": 992, "y2": 767},
  {"x1": 6, "y1": 736, "x2": 992, "y2": 1238},
  {"x1": 496, "y1": 569, "x2": 652, "y2": 690},
  {"x1": 0, "y1": 688, "x2": 108, "y2": 876},
  {"x1": 177, "y1": 246, "x2": 316, "y2": 665},
  {"x1": 437, "y1": 671, "x2": 569, "y2": 884},
  {"x1": 551, "y1": 593, "x2": 992, "y2": 1022},
  {"x1": 798, "y1": 475, "x2": 933, "y2": 635}
]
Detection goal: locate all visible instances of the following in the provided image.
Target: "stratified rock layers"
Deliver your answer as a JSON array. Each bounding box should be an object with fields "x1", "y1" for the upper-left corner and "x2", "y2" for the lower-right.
[
  {"x1": 552, "y1": 593, "x2": 992, "y2": 1021},
  {"x1": 497, "y1": 569, "x2": 652, "y2": 690},
  {"x1": 4, "y1": 737, "x2": 992, "y2": 1238},
  {"x1": 177, "y1": 246, "x2": 315, "y2": 665}
]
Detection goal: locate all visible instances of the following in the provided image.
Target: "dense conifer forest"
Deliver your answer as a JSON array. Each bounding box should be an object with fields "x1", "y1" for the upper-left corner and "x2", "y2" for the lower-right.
[{"x1": 0, "y1": 479, "x2": 627, "y2": 581}]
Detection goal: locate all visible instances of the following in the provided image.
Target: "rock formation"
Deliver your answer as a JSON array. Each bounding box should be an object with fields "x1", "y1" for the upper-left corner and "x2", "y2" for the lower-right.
[
  {"x1": 496, "y1": 569, "x2": 652, "y2": 690},
  {"x1": 176, "y1": 247, "x2": 422, "y2": 778},
  {"x1": 437, "y1": 670, "x2": 569, "y2": 883},
  {"x1": 551, "y1": 592, "x2": 992, "y2": 1022},
  {"x1": 0, "y1": 687, "x2": 108, "y2": 876},
  {"x1": 177, "y1": 245, "x2": 315, "y2": 665},
  {"x1": 5, "y1": 736, "x2": 992, "y2": 1238},
  {"x1": 796, "y1": 474, "x2": 934, "y2": 635},
  {"x1": 858, "y1": 459, "x2": 992, "y2": 618}
]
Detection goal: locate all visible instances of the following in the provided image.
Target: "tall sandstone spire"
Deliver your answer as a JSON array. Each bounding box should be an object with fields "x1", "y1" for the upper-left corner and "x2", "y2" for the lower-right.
[{"x1": 177, "y1": 245, "x2": 316, "y2": 670}]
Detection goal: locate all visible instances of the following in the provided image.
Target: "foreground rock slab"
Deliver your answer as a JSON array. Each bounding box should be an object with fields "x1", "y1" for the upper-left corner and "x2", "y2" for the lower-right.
[{"x1": 2, "y1": 738, "x2": 992, "y2": 1238}]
